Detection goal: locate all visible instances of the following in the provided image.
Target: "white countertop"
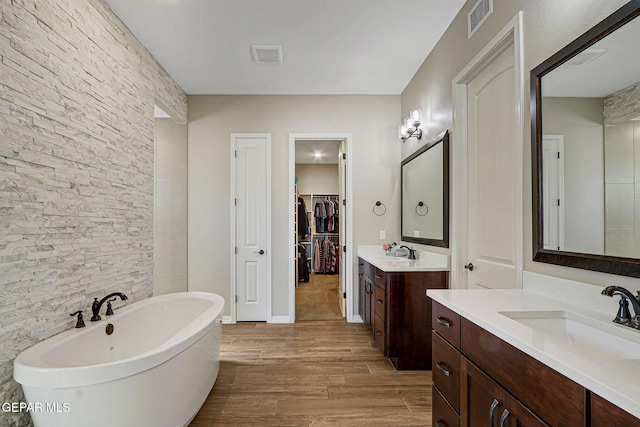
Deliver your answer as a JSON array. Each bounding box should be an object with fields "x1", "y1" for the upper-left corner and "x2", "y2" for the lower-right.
[
  {"x1": 427, "y1": 288, "x2": 640, "y2": 419},
  {"x1": 357, "y1": 245, "x2": 449, "y2": 272}
]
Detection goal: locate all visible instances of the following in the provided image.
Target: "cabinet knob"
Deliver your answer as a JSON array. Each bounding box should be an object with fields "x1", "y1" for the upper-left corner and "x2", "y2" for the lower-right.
[
  {"x1": 375, "y1": 330, "x2": 382, "y2": 336},
  {"x1": 435, "y1": 420, "x2": 448, "y2": 427},
  {"x1": 376, "y1": 299, "x2": 382, "y2": 305},
  {"x1": 375, "y1": 274, "x2": 382, "y2": 279}
]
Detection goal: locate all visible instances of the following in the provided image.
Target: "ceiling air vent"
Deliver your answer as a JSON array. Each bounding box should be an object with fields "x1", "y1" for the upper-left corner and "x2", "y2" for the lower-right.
[
  {"x1": 468, "y1": 0, "x2": 493, "y2": 39},
  {"x1": 251, "y1": 45, "x2": 283, "y2": 64},
  {"x1": 562, "y1": 49, "x2": 607, "y2": 67}
]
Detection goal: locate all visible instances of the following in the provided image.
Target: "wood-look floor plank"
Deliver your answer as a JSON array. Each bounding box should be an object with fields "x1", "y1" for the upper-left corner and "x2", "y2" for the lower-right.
[{"x1": 189, "y1": 320, "x2": 432, "y2": 426}]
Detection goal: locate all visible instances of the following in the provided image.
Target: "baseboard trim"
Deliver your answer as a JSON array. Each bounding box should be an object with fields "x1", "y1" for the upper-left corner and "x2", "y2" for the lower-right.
[
  {"x1": 269, "y1": 316, "x2": 292, "y2": 324},
  {"x1": 222, "y1": 316, "x2": 234, "y2": 324}
]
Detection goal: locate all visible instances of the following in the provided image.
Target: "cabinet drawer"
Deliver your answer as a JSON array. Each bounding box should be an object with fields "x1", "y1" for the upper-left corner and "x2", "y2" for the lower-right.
[
  {"x1": 373, "y1": 313, "x2": 385, "y2": 353},
  {"x1": 374, "y1": 268, "x2": 385, "y2": 289},
  {"x1": 432, "y1": 331, "x2": 460, "y2": 413},
  {"x1": 373, "y1": 284, "x2": 385, "y2": 321},
  {"x1": 432, "y1": 301, "x2": 460, "y2": 349},
  {"x1": 433, "y1": 385, "x2": 460, "y2": 427}
]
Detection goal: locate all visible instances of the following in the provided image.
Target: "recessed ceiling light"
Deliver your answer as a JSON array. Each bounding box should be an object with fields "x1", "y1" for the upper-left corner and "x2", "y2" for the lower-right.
[{"x1": 313, "y1": 152, "x2": 323, "y2": 159}]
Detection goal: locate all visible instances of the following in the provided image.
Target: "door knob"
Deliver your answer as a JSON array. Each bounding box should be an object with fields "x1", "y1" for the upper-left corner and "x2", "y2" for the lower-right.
[
  {"x1": 464, "y1": 263, "x2": 474, "y2": 271},
  {"x1": 254, "y1": 249, "x2": 265, "y2": 255}
]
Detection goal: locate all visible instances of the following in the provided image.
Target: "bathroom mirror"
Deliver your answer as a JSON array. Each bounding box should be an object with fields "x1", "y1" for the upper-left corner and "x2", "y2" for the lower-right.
[
  {"x1": 401, "y1": 130, "x2": 449, "y2": 247},
  {"x1": 531, "y1": 1, "x2": 640, "y2": 277}
]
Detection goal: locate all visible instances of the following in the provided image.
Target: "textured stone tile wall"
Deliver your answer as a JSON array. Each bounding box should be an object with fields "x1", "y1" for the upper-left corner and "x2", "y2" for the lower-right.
[
  {"x1": 0, "y1": 0, "x2": 186, "y2": 425},
  {"x1": 604, "y1": 81, "x2": 640, "y2": 124}
]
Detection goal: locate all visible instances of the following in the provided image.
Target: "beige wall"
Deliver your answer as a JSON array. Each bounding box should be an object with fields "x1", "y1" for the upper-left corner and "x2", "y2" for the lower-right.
[
  {"x1": 155, "y1": 118, "x2": 188, "y2": 295},
  {"x1": 296, "y1": 164, "x2": 339, "y2": 195},
  {"x1": 401, "y1": 0, "x2": 640, "y2": 289},
  {"x1": 0, "y1": 0, "x2": 186, "y2": 424},
  {"x1": 188, "y1": 95, "x2": 400, "y2": 317},
  {"x1": 542, "y1": 97, "x2": 604, "y2": 254}
]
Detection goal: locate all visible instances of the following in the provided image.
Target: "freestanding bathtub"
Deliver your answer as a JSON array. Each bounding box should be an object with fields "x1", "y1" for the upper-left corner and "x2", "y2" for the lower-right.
[{"x1": 13, "y1": 292, "x2": 224, "y2": 427}]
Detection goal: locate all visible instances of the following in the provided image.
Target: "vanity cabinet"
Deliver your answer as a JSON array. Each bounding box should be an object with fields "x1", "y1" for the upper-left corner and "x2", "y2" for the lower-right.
[
  {"x1": 431, "y1": 301, "x2": 584, "y2": 427},
  {"x1": 358, "y1": 257, "x2": 447, "y2": 370},
  {"x1": 432, "y1": 300, "x2": 640, "y2": 426}
]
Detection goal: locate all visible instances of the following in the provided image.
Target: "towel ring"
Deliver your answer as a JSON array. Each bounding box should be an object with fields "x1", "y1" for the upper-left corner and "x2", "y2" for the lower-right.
[
  {"x1": 415, "y1": 201, "x2": 429, "y2": 216},
  {"x1": 373, "y1": 201, "x2": 386, "y2": 216}
]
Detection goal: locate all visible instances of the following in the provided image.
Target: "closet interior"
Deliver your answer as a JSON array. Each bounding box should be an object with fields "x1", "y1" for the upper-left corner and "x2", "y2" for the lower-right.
[{"x1": 294, "y1": 139, "x2": 344, "y2": 321}]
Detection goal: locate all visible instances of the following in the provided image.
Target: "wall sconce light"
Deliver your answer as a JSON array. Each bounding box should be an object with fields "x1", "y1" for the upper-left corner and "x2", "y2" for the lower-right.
[{"x1": 398, "y1": 109, "x2": 423, "y2": 142}]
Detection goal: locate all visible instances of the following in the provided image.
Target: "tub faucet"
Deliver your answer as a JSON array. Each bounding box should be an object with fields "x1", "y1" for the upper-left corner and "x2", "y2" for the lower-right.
[
  {"x1": 399, "y1": 245, "x2": 416, "y2": 260},
  {"x1": 601, "y1": 286, "x2": 640, "y2": 328},
  {"x1": 91, "y1": 292, "x2": 128, "y2": 321}
]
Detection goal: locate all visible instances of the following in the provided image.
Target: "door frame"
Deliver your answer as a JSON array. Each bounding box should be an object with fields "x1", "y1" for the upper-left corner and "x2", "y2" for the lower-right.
[
  {"x1": 230, "y1": 133, "x2": 272, "y2": 323},
  {"x1": 542, "y1": 135, "x2": 565, "y2": 251},
  {"x1": 288, "y1": 133, "x2": 354, "y2": 323},
  {"x1": 451, "y1": 12, "x2": 524, "y2": 289}
]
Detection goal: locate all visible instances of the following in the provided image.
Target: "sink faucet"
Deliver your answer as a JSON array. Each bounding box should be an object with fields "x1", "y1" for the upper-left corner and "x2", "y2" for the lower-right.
[
  {"x1": 399, "y1": 245, "x2": 416, "y2": 260},
  {"x1": 91, "y1": 292, "x2": 128, "y2": 321},
  {"x1": 601, "y1": 286, "x2": 640, "y2": 328}
]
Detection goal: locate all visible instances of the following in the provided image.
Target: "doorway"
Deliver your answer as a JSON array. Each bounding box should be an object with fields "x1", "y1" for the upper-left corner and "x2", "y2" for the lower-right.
[
  {"x1": 295, "y1": 140, "x2": 342, "y2": 320},
  {"x1": 289, "y1": 134, "x2": 353, "y2": 323}
]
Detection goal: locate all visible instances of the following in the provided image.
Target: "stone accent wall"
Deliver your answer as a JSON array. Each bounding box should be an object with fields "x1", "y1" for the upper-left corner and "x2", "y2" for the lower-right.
[
  {"x1": 604, "y1": 81, "x2": 640, "y2": 124},
  {"x1": 0, "y1": 0, "x2": 186, "y2": 425}
]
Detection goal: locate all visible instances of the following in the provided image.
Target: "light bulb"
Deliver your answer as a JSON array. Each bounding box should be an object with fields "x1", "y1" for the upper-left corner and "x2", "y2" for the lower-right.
[
  {"x1": 410, "y1": 109, "x2": 422, "y2": 126},
  {"x1": 398, "y1": 124, "x2": 408, "y2": 139},
  {"x1": 404, "y1": 117, "x2": 414, "y2": 131}
]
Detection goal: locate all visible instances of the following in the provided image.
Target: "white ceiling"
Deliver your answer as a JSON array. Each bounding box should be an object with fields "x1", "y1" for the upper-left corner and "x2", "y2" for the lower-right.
[
  {"x1": 295, "y1": 140, "x2": 340, "y2": 164},
  {"x1": 542, "y1": 16, "x2": 640, "y2": 98},
  {"x1": 103, "y1": 0, "x2": 466, "y2": 95}
]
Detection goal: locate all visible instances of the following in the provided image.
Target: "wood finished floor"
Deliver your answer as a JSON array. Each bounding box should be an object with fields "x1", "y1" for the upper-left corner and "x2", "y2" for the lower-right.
[
  {"x1": 189, "y1": 321, "x2": 433, "y2": 426},
  {"x1": 295, "y1": 273, "x2": 343, "y2": 321}
]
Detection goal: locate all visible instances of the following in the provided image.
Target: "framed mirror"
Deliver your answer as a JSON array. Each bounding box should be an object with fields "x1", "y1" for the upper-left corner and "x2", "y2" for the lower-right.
[
  {"x1": 401, "y1": 130, "x2": 449, "y2": 247},
  {"x1": 531, "y1": 1, "x2": 640, "y2": 277}
]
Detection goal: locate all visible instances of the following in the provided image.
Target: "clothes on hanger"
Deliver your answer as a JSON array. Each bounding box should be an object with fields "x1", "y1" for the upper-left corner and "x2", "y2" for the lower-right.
[
  {"x1": 313, "y1": 237, "x2": 338, "y2": 274},
  {"x1": 313, "y1": 197, "x2": 339, "y2": 233},
  {"x1": 297, "y1": 197, "x2": 310, "y2": 238},
  {"x1": 297, "y1": 243, "x2": 310, "y2": 282}
]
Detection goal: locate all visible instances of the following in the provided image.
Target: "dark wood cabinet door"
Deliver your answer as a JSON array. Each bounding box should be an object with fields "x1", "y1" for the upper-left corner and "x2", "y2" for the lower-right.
[
  {"x1": 502, "y1": 394, "x2": 548, "y2": 427},
  {"x1": 364, "y1": 278, "x2": 372, "y2": 330},
  {"x1": 461, "y1": 357, "x2": 549, "y2": 427},
  {"x1": 591, "y1": 392, "x2": 640, "y2": 427},
  {"x1": 358, "y1": 270, "x2": 365, "y2": 319},
  {"x1": 461, "y1": 319, "x2": 584, "y2": 427},
  {"x1": 461, "y1": 356, "x2": 505, "y2": 427}
]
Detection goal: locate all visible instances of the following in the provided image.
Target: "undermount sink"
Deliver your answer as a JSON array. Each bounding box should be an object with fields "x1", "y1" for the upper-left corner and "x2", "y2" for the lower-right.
[{"x1": 499, "y1": 310, "x2": 640, "y2": 360}]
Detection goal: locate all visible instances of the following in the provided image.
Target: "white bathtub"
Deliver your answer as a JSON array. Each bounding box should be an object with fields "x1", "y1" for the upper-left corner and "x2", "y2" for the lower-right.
[{"x1": 13, "y1": 292, "x2": 224, "y2": 427}]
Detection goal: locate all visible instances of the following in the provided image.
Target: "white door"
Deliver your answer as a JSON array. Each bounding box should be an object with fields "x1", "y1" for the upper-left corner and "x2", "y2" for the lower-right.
[
  {"x1": 466, "y1": 42, "x2": 521, "y2": 289},
  {"x1": 542, "y1": 135, "x2": 564, "y2": 251},
  {"x1": 338, "y1": 143, "x2": 347, "y2": 317},
  {"x1": 234, "y1": 135, "x2": 269, "y2": 321}
]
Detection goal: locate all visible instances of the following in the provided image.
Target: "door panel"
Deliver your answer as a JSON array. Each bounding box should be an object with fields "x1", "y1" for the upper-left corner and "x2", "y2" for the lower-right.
[
  {"x1": 235, "y1": 135, "x2": 268, "y2": 321},
  {"x1": 467, "y1": 42, "x2": 519, "y2": 290}
]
